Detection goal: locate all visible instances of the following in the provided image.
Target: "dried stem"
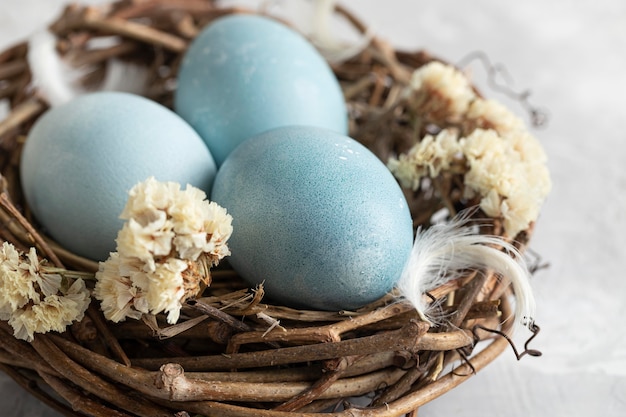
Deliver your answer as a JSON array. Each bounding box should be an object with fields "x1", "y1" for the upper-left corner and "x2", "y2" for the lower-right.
[
  {"x1": 0, "y1": 364, "x2": 84, "y2": 417},
  {"x1": 31, "y1": 335, "x2": 172, "y2": 417},
  {"x1": 38, "y1": 372, "x2": 132, "y2": 417},
  {"x1": 85, "y1": 306, "x2": 132, "y2": 367},
  {"x1": 0, "y1": 192, "x2": 64, "y2": 267},
  {"x1": 0, "y1": 99, "x2": 45, "y2": 141}
]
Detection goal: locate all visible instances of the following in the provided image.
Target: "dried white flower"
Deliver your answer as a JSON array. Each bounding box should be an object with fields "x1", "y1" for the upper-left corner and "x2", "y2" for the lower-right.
[
  {"x1": 144, "y1": 258, "x2": 187, "y2": 324},
  {"x1": 116, "y1": 213, "x2": 175, "y2": 271},
  {"x1": 0, "y1": 243, "x2": 91, "y2": 341},
  {"x1": 94, "y1": 253, "x2": 144, "y2": 323},
  {"x1": 389, "y1": 126, "x2": 551, "y2": 238},
  {"x1": 9, "y1": 280, "x2": 90, "y2": 343},
  {"x1": 169, "y1": 186, "x2": 233, "y2": 263},
  {"x1": 506, "y1": 129, "x2": 548, "y2": 164},
  {"x1": 388, "y1": 129, "x2": 462, "y2": 191},
  {"x1": 0, "y1": 243, "x2": 39, "y2": 319},
  {"x1": 461, "y1": 128, "x2": 551, "y2": 236},
  {"x1": 95, "y1": 177, "x2": 233, "y2": 324},
  {"x1": 119, "y1": 177, "x2": 179, "y2": 220},
  {"x1": 465, "y1": 98, "x2": 525, "y2": 135},
  {"x1": 409, "y1": 61, "x2": 476, "y2": 122}
]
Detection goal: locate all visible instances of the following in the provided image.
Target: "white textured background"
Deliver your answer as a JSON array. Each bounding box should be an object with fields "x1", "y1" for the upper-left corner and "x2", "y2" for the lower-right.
[{"x1": 1, "y1": 0, "x2": 625, "y2": 416}]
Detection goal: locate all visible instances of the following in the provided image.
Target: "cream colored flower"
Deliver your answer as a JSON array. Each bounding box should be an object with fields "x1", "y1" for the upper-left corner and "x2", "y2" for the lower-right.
[
  {"x1": 116, "y1": 177, "x2": 233, "y2": 266},
  {"x1": 388, "y1": 129, "x2": 462, "y2": 191},
  {"x1": 95, "y1": 250, "x2": 189, "y2": 324},
  {"x1": 505, "y1": 129, "x2": 548, "y2": 164},
  {"x1": 116, "y1": 213, "x2": 175, "y2": 271},
  {"x1": 169, "y1": 187, "x2": 233, "y2": 263},
  {"x1": 145, "y1": 258, "x2": 187, "y2": 324},
  {"x1": 461, "y1": 129, "x2": 551, "y2": 237},
  {"x1": 95, "y1": 177, "x2": 233, "y2": 324},
  {"x1": 0, "y1": 243, "x2": 91, "y2": 342},
  {"x1": 94, "y1": 253, "x2": 144, "y2": 323},
  {"x1": 9, "y1": 280, "x2": 90, "y2": 343},
  {"x1": 387, "y1": 153, "x2": 425, "y2": 191},
  {"x1": 409, "y1": 61, "x2": 476, "y2": 123},
  {"x1": 390, "y1": 125, "x2": 551, "y2": 238},
  {"x1": 0, "y1": 243, "x2": 39, "y2": 319},
  {"x1": 119, "y1": 177, "x2": 179, "y2": 220},
  {"x1": 465, "y1": 98, "x2": 525, "y2": 135}
]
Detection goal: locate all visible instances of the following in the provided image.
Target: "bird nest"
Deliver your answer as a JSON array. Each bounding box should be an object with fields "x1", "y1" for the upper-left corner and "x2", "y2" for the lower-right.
[{"x1": 0, "y1": 1, "x2": 547, "y2": 416}]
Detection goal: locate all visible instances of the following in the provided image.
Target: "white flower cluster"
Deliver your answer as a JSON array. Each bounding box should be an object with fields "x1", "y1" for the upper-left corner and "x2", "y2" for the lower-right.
[
  {"x1": 0, "y1": 242, "x2": 91, "y2": 342},
  {"x1": 461, "y1": 129, "x2": 551, "y2": 236},
  {"x1": 94, "y1": 177, "x2": 233, "y2": 324},
  {"x1": 408, "y1": 61, "x2": 476, "y2": 123},
  {"x1": 387, "y1": 129, "x2": 462, "y2": 191},
  {"x1": 390, "y1": 62, "x2": 552, "y2": 238}
]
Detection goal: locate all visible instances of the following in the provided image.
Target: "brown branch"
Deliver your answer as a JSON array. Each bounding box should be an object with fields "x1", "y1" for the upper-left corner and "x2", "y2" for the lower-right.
[
  {"x1": 137, "y1": 321, "x2": 432, "y2": 371},
  {"x1": 226, "y1": 301, "x2": 416, "y2": 354},
  {"x1": 31, "y1": 335, "x2": 172, "y2": 417},
  {"x1": 273, "y1": 355, "x2": 360, "y2": 412},
  {"x1": 86, "y1": 305, "x2": 132, "y2": 367},
  {"x1": 51, "y1": 5, "x2": 188, "y2": 53},
  {"x1": 38, "y1": 372, "x2": 133, "y2": 417},
  {"x1": 0, "y1": 364, "x2": 85, "y2": 417},
  {"x1": 0, "y1": 59, "x2": 28, "y2": 80},
  {"x1": 0, "y1": 192, "x2": 64, "y2": 267},
  {"x1": 0, "y1": 322, "x2": 60, "y2": 377},
  {"x1": 0, "y1": 98, "x2": 46, "y2": 141},
  {"x1": 187, "y1": 299, "x2": 253, "y2": 333}
]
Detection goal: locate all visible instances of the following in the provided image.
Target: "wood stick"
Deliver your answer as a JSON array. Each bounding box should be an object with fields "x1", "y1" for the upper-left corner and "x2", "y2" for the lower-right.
[
  {"x1": 0, "y1": 99, "x2": 45, "y2": 140},
  {"x1": 31, "y1": 335, "x2": 172, "y2": 417},
  {"x1": 0, "y1": 363, "x2": 84, "y2": 417}
]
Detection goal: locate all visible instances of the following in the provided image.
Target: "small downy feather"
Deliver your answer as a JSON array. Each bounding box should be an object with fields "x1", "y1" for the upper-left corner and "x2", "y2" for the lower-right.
[
  {"x1": 27, "y1": 30, "x2": 85, "y2": 107},
  {"x1": 397, "y1": 213, "x2": 535, "y2": 331},
  {"x1": 27, "y1": 30, "x2": 149, "y2": 107}
]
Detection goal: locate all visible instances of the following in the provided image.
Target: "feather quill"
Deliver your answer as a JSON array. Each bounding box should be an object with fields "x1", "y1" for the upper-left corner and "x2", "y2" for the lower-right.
[{"x1": 397, "y1": 214, "x2": 535, "y2": 331}]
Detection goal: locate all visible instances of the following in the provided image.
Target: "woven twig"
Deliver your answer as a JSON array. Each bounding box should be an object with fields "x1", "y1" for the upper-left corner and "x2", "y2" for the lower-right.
[{"x1": 0, "y1": 1, "x2": 539, "y2": 416}]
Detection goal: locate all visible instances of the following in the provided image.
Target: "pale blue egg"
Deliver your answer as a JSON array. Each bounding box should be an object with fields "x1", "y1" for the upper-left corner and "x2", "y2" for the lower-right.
[
  {"x1": 211, "y1": 126, "x2": 413, "y2": 311},
  {"x1": 175, "y1": 14, "x2": 348, "y2": 166},
  {"x1": 20, "y1": 92, "x2": 217, "y2": 261}
]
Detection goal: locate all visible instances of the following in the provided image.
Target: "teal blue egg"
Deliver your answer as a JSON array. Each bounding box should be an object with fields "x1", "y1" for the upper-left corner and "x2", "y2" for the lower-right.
[
  {"x1": 211, "y1": 126, "x2": 413, "y2": 311},
  {"x1": 20, "y1": 92, "x2": 217, "y2": 261},
  {"x1": 174, "y1": 14, "x2": 348, "y2": 166}
]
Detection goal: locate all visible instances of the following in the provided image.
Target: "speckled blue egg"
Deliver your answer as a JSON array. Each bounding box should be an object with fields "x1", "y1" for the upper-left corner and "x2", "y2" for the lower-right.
[
  {"x1": 211, "y1": 126, "x2": 413, "y2": 311},
  {"x1": 20, "y1": 92, "x2": 217, "y2": 261},
  {"x1": 174, "y1": 14, "x2": 348, "y2": 166}
]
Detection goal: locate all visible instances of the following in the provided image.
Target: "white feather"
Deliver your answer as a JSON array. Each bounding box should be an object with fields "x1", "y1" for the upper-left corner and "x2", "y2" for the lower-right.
[
  {"x1": 27, "y1": 30, "x2": 85, "y2": 106},
  {"x1": 27, "y1": 31, "x2": 149, "y2": 107},
  {"x1": 397, "y1": 214, "x2": 536, "y2": 331}
]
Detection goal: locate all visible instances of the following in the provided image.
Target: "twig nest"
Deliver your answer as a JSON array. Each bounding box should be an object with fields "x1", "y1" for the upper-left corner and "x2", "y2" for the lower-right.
[{"x1": 0, "y1": 1, "x2": 551, "y2": 416}]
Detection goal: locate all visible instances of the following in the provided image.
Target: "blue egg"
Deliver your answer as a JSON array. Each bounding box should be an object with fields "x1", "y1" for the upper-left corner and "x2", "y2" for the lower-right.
[
  {"x1": 211, "y1": 126, "x2": 413, "y2": 311},
  {"x1": 175, "y1": 14, "x2": 348, "y2": 166},
  {"x1": 20, "y1": 92, "x2": 217, "y2": 261}
]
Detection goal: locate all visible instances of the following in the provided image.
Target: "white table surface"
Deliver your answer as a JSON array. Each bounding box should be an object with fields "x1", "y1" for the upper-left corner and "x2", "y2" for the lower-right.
[{"x1": 1, "y1": 1, "x2": 625, "y2": 416}]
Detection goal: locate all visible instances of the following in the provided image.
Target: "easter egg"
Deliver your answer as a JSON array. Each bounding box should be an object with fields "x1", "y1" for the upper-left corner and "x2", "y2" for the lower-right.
[
  {"x1": 174, "y1": 14, "x2": 348, "y2": 166},
  {"x1": 20, "y1": 92, "x2": 217, "y2": 261},
  {"x1": 211, "y1": 126, "x2": 413, "y2": 311}
]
